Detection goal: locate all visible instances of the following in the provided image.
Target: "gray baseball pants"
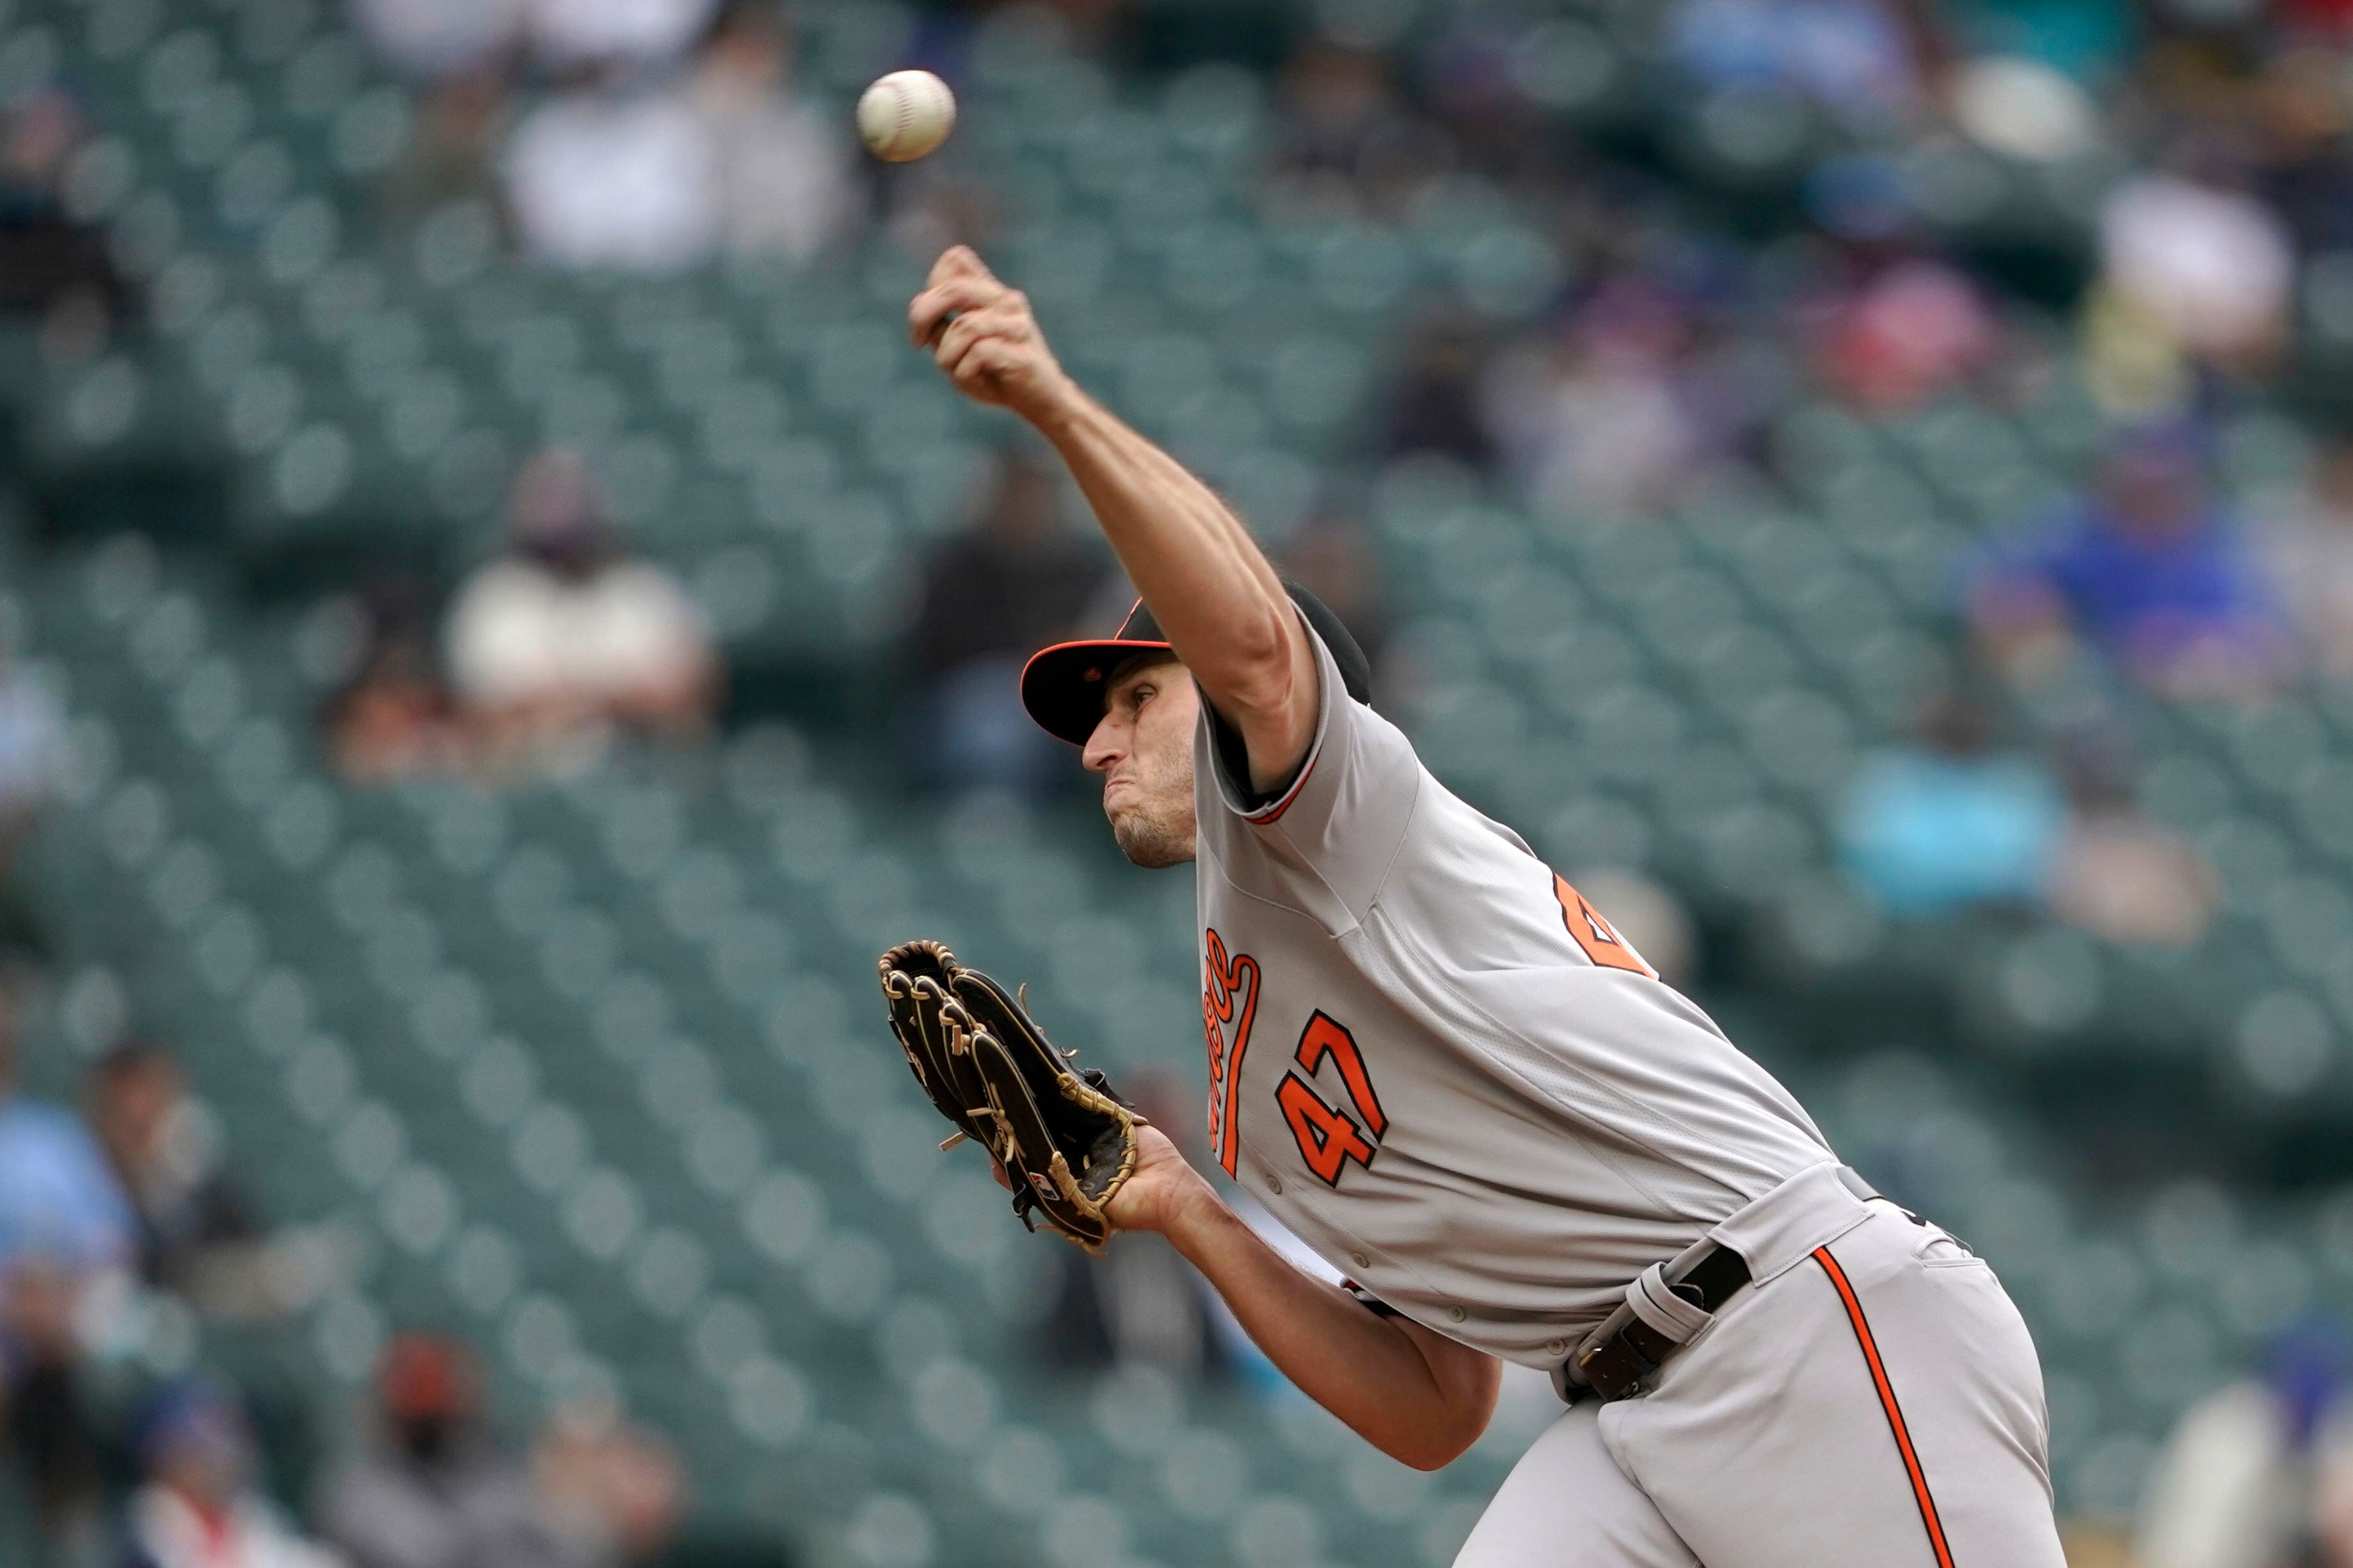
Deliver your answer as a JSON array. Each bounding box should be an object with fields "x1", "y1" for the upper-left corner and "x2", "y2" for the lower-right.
[{"x1": 1455, "y1": 1166, "x2": 2068, "y2": 1567}]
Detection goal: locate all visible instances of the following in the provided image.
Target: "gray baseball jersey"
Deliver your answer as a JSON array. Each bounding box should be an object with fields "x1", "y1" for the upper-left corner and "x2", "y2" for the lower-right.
[
  {"x1": 1183, "y1": 614, "x2": 2064, "y2": 1565},
  {"x1": 1192, "y1": 621, "x2": 1836, "y2": 1366}
]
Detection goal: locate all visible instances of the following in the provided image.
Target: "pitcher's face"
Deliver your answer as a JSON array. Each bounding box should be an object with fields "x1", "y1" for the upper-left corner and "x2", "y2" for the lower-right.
[{"x1": 1083, "y1": 656, "x2": 1198, "y2": 869}]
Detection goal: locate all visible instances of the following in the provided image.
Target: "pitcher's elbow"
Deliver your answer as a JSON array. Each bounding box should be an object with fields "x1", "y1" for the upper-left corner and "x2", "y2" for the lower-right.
[
  {"x1": 1234, "y1": 596, "x2": 1295, "y2": 669},
  {"x1": 1389, "y1": 1414, "x2": 1487, "y2": 1472},
  {"x1": 1397, "y1": 1439, "x2": 1471, "y2": 1473},
  {"x1": 1213, "y1": 601, "x2": 1306, "y2": 716}
]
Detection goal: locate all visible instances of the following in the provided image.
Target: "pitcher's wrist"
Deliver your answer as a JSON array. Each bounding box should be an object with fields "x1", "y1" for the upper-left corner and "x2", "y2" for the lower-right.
[
  {"x1": 1023, "y1": 374, "x2": 1094, "y2": 439},
  {"x1": 1156, "y1": 1171, "x2": 1230, "y2": 1247}
]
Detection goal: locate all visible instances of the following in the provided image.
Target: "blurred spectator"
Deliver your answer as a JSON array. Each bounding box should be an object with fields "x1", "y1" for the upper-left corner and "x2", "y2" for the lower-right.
[
  {"x1": 124, "y1": 1380, "x2": 343, "y2": 1568},
  {"x1": 0, "y1": 638, "x2": 61, "y2": 883},
  {"x1": 1412, "y1": 20, "x2": 1563, "y2": 187},
  {"x1": 324, "y1": 572, "x2": 467, "y2": 785},
  {"x1": 86, "y1": 1043, "x2": 291, "y2": 1319},
  {"x1": 0, "y1": 986, "x2": 131, "y2": 1548},
  {"x1": 0, "y1": 986, "x2": 134, "y2": 1285},
  {"x1": 0, "y1": 90, "x2": 136, "y2": 344},
  {"x1": 352, "y1": 0, "x2": 524, "y2": 78},
  {"x1": 687, "y1": 3, "x2": 860, "y2": 262},
  {"x1": 904, "y1": 448, "x2": 1105, "y2": 795},
  {"x1": 1264, "y1": 41, "x2": 1450, "y2": 220},
  {"x1": 1377, "y1": 312, "x2": 1499, "y2": 470},
  {"x1": 2135, "y1": 1319, "x2": 2353, "y2": 1568},
  {"x1": 1668, "y1": 0, "x2": 1930, "y2": 129},
  {"x1": 1482, "y1": 277, "x2": 1716, "y2": 518},
  {"x1": 2096, "y1": 158, "x2": 2295, "y2": 381},
  {"x1": 2251, "y1": 49, "x2": 2353, "y2": 259},
  {"x1": 1813, "y1": 257, "x2": 1998, "y2": 413},
  {"x1": 1838, "y1": 691, "x2": 2064, "y2": 917},
  {"x1": 504, "y1": 68, "x2": 721, "y2": 271},
  {"x1": 384, "y1": 69, "x2": 514, "y2": 237},
  {"x1": 1037, "y1": 1068, "x2": 1231, "y2": 1384},
  {"x1": 1949, "y1": 55, "x2": 2102, "y2": 161},
  {"x1": 445, "y1": 450, "x2": 720, "y2": 777},
  {"x1": 529, "y1": 1397, "x2": 683, "y2": 1568},
  {"x1": 4, "y1": 1256, "x2": 108, "y2": 1555},
  {"x1": 2259, "y1": 430, "x2": 2353, "y2": 677},
  {"x1": 525, "y1": 0, "x2": 715, "y2": 71},
  {"x1": 317, "y1": 1334, "x2": 584, "y2": 1568},
  {"x1": 2048, "y1": 735, "x2": 2217, "y2": 948},
  {"x1": 1965, "y1": 420, "x2": 2293, "y2": 699},
  {"x1": 325, "y1": 638, "x2": 466, "y2": 785}
]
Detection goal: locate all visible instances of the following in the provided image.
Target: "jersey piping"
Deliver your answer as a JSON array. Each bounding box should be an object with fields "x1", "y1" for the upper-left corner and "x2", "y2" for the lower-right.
[{"x1": 1241, "y1": 750, "x2": 1320, "y2": 825}]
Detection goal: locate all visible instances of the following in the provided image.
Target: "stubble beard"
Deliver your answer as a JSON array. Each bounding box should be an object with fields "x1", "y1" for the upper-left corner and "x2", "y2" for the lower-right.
[{"x1": 1108, "y1": 795, "x2": 1195, "y2": 869}]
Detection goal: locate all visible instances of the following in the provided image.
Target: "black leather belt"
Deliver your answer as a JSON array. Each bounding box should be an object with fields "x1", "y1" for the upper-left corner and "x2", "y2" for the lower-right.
[{"x1": 1573, "y1": 1242, "x2": 1751, "y2": 1402}]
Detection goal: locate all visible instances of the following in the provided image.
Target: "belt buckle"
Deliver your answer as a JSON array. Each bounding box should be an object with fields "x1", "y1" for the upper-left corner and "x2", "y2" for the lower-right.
[{"x1": 1575, "y1": 1333, "x2": 1653, "y2": 1402}]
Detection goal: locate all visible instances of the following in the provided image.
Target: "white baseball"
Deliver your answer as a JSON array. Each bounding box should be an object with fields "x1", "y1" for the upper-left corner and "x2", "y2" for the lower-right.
[{"x1": 857, "y1": 70, "x2": 957, "y2": 163}]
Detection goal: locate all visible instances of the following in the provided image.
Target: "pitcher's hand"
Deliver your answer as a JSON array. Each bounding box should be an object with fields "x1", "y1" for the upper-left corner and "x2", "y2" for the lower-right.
[
  {"x1": 982, "y1": 1120, "x2": 1214, "y2": 1239},
  {"x1": 908, "y1": 246, "x2": 1079, "y2": 422},
  {"x1": 1100, "y1": 1121, "x2": 1221, "y2": 1238}
]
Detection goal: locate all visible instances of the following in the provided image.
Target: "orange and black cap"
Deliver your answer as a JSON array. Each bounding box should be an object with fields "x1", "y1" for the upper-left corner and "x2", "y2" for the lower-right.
[{"x1": 1019, "y1": 583, "x2": 1374, "y2": 746}]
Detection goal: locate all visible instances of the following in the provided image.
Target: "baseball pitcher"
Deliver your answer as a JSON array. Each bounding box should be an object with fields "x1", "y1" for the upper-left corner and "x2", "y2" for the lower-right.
[{"x1": 891, "y1": 245, "x2": 2066, "y2": 1567}]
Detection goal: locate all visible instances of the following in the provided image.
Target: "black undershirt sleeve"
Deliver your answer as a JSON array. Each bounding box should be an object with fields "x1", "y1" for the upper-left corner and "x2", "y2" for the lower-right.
[{"x1": 1203, "y1": 693, "x2": 1304, "y2": 814}]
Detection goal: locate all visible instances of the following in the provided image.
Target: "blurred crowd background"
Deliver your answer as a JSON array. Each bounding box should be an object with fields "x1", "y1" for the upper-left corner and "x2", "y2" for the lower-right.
[{"x1": 11, "y1": 0, "x2": 2353, "y2": 1565}]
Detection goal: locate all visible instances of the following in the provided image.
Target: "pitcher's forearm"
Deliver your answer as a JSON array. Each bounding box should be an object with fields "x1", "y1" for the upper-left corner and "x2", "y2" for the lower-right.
[
  {"x1": 907, "y1": 246, "x2": 1316, "y2": 782},
  {"x1": 1030, "y1": 390, "x2": 1310, "y2": 734},
  {"x1": 1158, "y1": 1187, "x2": 1492, "y2": 1468}
]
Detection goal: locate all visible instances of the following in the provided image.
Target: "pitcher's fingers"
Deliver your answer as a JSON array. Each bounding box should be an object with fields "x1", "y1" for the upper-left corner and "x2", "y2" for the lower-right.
[
  {"x1": 930, "y1": 311, "x2": 986, "y2": 371},
  {"x1": 927, "y1": 244, "x2": 994, "y2": 288},
  {"x1": 908, "y1": 277, "x2": 993, "y2": 347},
  {"x1": 932, "y1": 304, "x2": 1019, "y2": 372},
  {"x1": 908, "y1": 275, "x2": 1003, "y2": 347},
  {"x1": 951, "y1": 339, "x2": 1021, "y2": 397}
]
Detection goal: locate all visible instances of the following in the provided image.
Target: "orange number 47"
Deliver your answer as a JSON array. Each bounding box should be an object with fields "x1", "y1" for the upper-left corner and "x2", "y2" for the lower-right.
[{"x1": 1275, "y1": 1011, "x2": 1385, "y2": 1188}]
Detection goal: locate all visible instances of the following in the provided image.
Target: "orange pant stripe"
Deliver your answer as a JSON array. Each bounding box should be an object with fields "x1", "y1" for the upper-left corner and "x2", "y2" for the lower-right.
[{"x1": 1814, "y1": 1246, "x2": 1958, "y2": 1568}]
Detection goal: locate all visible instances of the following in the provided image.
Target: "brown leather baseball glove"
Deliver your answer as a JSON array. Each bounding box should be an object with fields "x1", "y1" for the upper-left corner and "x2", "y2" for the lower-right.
[{"x1": 877, "y1": 940, "x2": 1141, "y2": 1251}]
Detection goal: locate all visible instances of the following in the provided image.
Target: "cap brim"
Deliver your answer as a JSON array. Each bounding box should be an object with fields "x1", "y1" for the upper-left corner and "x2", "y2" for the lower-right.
[{"x1": 1019, "y1": 638, "x2": 1173, "y2": 747}]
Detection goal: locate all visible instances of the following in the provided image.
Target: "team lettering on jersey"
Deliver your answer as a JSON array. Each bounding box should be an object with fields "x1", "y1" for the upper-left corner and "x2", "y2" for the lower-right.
[
  {"x1": 1202, "y1": 926, "x2": 1259, "y2": 1176},
  {"x1": 1207, "y1": 928, "x2": 1392, "y2": 1189}
]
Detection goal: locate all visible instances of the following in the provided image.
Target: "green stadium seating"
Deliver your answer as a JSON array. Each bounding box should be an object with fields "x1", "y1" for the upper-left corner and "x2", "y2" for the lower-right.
[{"x1": 13, "y1": 0, "x2": 2353, "y2": 1559}]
